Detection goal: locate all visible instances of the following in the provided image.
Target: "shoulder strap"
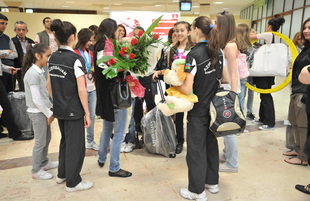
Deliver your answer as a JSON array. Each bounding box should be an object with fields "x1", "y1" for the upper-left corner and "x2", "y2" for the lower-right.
[{"x1": 272, "y1": 34, "x2": 275, "y2": 44}]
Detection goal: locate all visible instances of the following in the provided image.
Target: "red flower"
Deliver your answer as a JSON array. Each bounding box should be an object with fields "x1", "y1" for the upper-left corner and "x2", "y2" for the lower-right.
[
  {"x1": 131, "y1": 38, "x2": 138, "y2": 46},
  {"x1": 121, "y1": 47, "x2": 127, "y2": 52},
  {"x1": 129, "y1": 53, "x2": 135, "y2": 59},
  {"x1": 138, "y1": 30, "x2": 144, "y2": 37},
  {"x1": 119, "y1": 50, "x2": 125, "y2": 57},
  {"x1": 108, "y1": 58, "x2": 116, "y2": 65},
  {"x1": 153, "y1": 34, "x2": 159, "y2": 40}
]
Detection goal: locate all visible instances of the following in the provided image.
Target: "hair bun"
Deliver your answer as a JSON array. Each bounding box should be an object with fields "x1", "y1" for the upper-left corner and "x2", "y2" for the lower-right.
[
  {"x1": 277, "y1": 17, "x2": 285, "y2": 25},
  {"x1": 51, "y1": 19, "x2": 63, "y2": 32}
]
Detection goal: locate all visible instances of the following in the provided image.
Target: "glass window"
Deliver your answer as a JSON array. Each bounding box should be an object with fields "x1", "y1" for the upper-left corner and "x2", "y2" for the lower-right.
[
  {"x1": 253, "y1": 7, "x2": 258, "y2": 20},
  {"x1": 267, "y1": 0, "x2": 273, "y2": 17},
  {"x1": 258, "y1": 6, "x2": 262, "y2": 19},
  {"x1": 282, "y1": 15, "x2": 291, "y2": 39},
  {"x1": 307, "y1": 0, "x2": 310, "y2": 6},
  {"x1": 250, "y1": 5, "x2": 254, "y2": 20},
  {"x1": 257, "y1": 21, "x2": 262, "y2": 34},
  {"x1": 248, "y1": 7, "x2": 251, "y2": 19},
  {"x1": 304, "y1": 7, "x2": 310, "y2": 22},
  {"x1": 294, "y1": 0, "x2": 304, "y2": 9},
  {"x1": 253, "y1": 23, "x2": 257, "y2": 32},
  {"x1": 261, "y1": 19, "x2": 266, "y2": 33},
  {"x1": 273, "y1": 0, "x2": 284, "y2": 15},
  {"x1": 262, "y1": 4, "x2": 267, "y2": 18},
  {"x1": 284, "y1": 0, "x2": 293, "y2": 11},
  {"x1": 290, "y1": 9, "x2": 303, "y2": 40}
]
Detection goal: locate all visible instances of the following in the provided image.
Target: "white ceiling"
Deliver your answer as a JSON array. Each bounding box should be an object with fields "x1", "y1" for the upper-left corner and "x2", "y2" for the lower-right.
[{"x1": 0, "y1": 0, "x2": 254, "y2": 15}]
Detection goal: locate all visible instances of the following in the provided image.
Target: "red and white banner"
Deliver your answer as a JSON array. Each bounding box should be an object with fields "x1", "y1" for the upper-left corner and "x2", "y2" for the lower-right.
[{"x1": 110, "y1": 11, "x2": 180, "y2": 41}]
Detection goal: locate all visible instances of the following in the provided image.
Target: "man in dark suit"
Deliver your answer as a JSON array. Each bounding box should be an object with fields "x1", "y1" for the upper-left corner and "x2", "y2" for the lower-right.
[{"x1": 12, "y1": 21, "x2": 34, "y2": 91}]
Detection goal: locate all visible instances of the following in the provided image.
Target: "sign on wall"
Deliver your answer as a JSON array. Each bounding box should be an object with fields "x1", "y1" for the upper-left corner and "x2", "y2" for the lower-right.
[
  {"x1": 110, "y1": 11, "x2": 180, "y2": 41},
  {"x1": 254, "y1": 0, "x2": 267, "y2": 8}
]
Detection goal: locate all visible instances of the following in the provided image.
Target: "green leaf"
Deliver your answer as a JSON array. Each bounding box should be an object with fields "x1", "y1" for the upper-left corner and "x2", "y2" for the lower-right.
[{"x1": 145, "y1": 15, "x2": 163, "y2": 34}]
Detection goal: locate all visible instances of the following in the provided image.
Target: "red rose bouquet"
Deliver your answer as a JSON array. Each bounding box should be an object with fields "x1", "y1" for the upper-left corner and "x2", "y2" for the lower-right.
[{"x1": 96, "y1": 16, "x2": 165, "y2": 79}]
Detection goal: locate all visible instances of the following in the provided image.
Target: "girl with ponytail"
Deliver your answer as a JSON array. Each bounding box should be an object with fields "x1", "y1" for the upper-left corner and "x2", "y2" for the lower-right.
[
  {"x1": 23, "y1": 43, "x2": 56, "y2": 180},
  {"x1": 47, "y1": 19, "x2": 93, "y2": 192},
  {"x1": 171, "y1": 16, "x2": 228, "y2": 200}
]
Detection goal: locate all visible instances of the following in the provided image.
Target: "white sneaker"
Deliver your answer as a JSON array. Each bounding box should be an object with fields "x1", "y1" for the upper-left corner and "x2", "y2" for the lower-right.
[
  {"x1": 42, "y1": 161, "x2": 58, "y2": 171},
  {"x1": 205, "y1": 184, "x2": 219, "y2": 194},
  {"x1": 32, "y1": 169, "x2": 53, "y2": 180},
  {"x1": 56, "y1": 176, "x2": 66, "y2": 184},
  {"x1": 86, "y1": 142, "x2": 99, "y2": 151},
  {"x1": 66, "y1": 181, "x2": 94, "y2": 192},
  {"x1": 219, "y1": 163, "x2": 238, "y2": 173},
  {"x1": 124, "y1": 142, "x2": 135, "y2": 153},
  {"x1": 179, "y1": 188, "x2": 207, "y2": 201},
  {"x1": 120, "y1": 142, "x2": 127, "y2": 153}
]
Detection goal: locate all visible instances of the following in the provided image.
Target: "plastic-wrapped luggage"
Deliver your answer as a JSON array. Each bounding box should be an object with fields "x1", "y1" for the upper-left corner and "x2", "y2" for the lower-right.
[
  {"x1": 7, "y1": 91, "x2": 33, "y2": 135},
  {"x1": 141, "y1": 81, "x2": 176, "y2": 158}
]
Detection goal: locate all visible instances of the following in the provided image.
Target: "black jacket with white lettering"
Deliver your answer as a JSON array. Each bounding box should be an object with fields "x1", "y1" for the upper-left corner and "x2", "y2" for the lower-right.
[{"x1": 48, "y1": 48, "x2": 87, "y2": 120}]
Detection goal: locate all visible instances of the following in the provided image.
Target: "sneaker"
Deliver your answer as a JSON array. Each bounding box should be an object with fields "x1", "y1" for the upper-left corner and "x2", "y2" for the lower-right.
[
  {"x1": 42, "y1": 161, "x2": 58, "y2": 171},
  {"x1": 258, "y1": 125, "x2": 275, "y2": 130},
  {"x1": 252, "y1": 119, "x2": 263, "y2": 124},
  {"x1": 246, "y1": 113, "x2": 256, "y2": 120},
  {"x1": 205, "y1": 184, "x2": 219, "y2": 194},
  {"x1": 32, "y1": 169, "x2": 53, "y2": 180},
  {"x1": 56, "y1": 176, "x2": 66, "y2": 184},
  {"x1": 66, "y1": 181, "x2": 93, "y2": 192},
  {"x1": 179, "y1": 188, "x2": 207, "y2": 201},
  {"x1": 219, "y1": 163, "x2": 238, "y2": 173},
  {"x1": 120, "y1": 142, "x2": 127, "y2": 153},
  {"x1": 86, "y1": 142, "x2": 99, "y2": 151},
  {"x1": 124, "y1": 142, "x2": 135, "y2": 153}
]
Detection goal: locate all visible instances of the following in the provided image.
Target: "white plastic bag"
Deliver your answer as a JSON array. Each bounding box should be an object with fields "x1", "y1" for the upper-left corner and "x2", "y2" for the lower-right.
[{"x1": 249, "y1": 43, "x2": 288, "y2": 77}]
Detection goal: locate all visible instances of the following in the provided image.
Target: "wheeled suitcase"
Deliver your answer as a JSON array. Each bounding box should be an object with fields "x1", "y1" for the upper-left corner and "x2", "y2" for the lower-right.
[
  {"x1": 141, "y1": 81, "x2": 176, "y2": 158},
  {"x1": 7, "y1": 91, "x2": 33, "y2": 135}
]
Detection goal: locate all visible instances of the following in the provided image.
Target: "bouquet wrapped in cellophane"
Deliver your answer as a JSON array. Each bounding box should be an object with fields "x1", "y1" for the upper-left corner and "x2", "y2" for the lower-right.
[{"x1": 96, "y1": 16, "x2": 165, "y2": 79}]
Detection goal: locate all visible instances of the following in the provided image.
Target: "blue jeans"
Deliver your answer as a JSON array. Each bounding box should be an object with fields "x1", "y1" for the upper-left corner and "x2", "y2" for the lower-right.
[
  {"x1": 223, "y1": 134, "x2": 238, "y2": 168},
  {"x1": 246, "y1": 77, "x2": 254, "y2": 115},
  {"x1": 238, "y1": 78, "x2": 247, "y2": 113},
  {"x1": 98, "y1": 108, "x2": 128, "y2": 172},
  {"x1": 86, "y1": 90, "x2": 97, "y2": 144},
  {"x1": 125, "y1": 98, "x2": 136, "y2": 143}
]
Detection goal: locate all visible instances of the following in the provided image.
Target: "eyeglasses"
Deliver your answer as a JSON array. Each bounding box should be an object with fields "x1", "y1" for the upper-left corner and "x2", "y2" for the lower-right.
[
  {"x1": 0, "y1": 22, "x2": 8, "y2": 25},
  {"x1": 16, "y1": 28, "x2": 27, "y2": 32}
]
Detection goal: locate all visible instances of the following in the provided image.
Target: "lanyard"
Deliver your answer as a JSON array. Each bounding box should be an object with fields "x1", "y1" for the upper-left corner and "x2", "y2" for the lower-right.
[
  {"x1": 78, "y1": 48, "x2": 91, "y2": 72},
  {"x1": 199, "y1": 40, "x2": 207, "y2": 43}
]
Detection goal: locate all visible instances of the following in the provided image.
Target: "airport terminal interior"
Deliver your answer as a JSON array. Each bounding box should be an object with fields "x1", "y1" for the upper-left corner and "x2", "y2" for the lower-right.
[{"x1": 0, "y1": 0, "x2": 310, "y2": 200}]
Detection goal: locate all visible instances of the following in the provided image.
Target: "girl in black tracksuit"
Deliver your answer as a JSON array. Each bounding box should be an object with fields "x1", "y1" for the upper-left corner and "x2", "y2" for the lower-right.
[{"x1": 47, "y1": 19, "x2": 93, "y2": 192}]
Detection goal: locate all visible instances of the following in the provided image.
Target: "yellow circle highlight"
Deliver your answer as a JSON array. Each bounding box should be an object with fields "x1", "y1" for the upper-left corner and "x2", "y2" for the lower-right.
[{"x1": 246, "y1": 31, "x2": 298, "y2": 94}]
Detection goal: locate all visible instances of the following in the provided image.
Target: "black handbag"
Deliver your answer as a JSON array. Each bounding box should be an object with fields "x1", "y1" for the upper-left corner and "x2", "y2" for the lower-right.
[
  {"x1": 110, "y1": 76, "x2": 131, "y2": 109},
  {"x1": 209, "y1": 64, "x2": 246, "y2": 137}
]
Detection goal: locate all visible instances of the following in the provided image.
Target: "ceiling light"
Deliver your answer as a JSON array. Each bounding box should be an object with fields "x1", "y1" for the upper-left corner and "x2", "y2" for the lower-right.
[
  {"x1": 65, "y1": 1, "x2": 75, "y2": 3},
  {"x1": 192, "y1": 6, "x2": 200, "y2": 8},
  {"x1": 172, "y1": 0, "x2": 179, "y2": 2},
  {"x1": 1, "y1": 8, "x2": 9, "y2": 12},
  {"x1": 103, "y1": 7, "x2": 109, "y2": 9},
  {"x1": 25, "y1": 9, "x2": 33, "y2": 13},
  {"x1": 62, "y1": 5, "x2": 71, "y2": 7},
  {"x1": 155, "y1": 5, "x2": 162, "y2": 7},
  {"x1": 223, "y1": 8, "x2": 229, "y2": 10},
  {"x1": 113, "y1": 3, "x2": 122, "y2": 5},
  {"x1": 213, "y1": 2, "x2": 224, "y2": 4},
  {"x1": 194, "y1": 12, "x2": 200, "y2": 15}
]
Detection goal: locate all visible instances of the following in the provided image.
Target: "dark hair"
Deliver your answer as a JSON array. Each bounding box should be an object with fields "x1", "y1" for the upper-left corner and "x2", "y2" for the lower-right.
[
  {"x1": 94, "y1": 18, "x2": 117, "y2": 54},
  {"x1": 22, "y1": 43, "x2": 49, "y2": 77},
  {"x1": 134, "y1": 26, "x2": 145, "y2": 32},
  {"x1": 89, "y1": 25, "x2": 98, "y2": 38},
  {"x1": 0, "y1": 13, "x2": 8, "y2": 21},
  {"x1": 117, "y1": 24, "x2": 127, "y2": 38},
  {"x1": 51, "y1": 19, "x2": 76, "y2": 45},
  {"x1": 216, "y1": 11, "x2": 236, "y2": 49},
  {"x1": 268, "y1": 17, "x2": 285, "y2": 32},
  {"x1": 168, "y1": 28, "x2": 174, "y2": 43},
  {"x1": 43, "y1": 17, "x2": 51, "y2": 24},
  {"x1": 76, "y1": 28, "x2": 94, "y2": 49},
  {"x1": 192, "y1": 16, "x2": 219, "y2": 68},
  {"x1": 301, "y1": 17, "x2": 310, "y2": 46},
  {"x1": 169, "y1": 21, "x2": 194, "y2": 67}
]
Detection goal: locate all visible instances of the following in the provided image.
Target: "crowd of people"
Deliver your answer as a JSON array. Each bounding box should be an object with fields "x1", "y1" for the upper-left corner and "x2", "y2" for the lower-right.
[{"x1": 0, "y1": 11, "x2": 309, "y2": 198}]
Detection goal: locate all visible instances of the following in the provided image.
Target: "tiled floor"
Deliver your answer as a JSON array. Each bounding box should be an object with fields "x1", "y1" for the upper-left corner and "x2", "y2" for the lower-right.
[{"x1": 0, "y1": 77, "x2": 309, "y2": 201}]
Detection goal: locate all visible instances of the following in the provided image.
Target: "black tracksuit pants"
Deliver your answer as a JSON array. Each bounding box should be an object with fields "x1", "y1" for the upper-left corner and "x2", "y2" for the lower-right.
[
  {"x1": 57, "y1": 118, "x2": 85, "y2": 187},
  {"x1": 186, "y1": 115, "x2": 219, "y2": 194}
]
